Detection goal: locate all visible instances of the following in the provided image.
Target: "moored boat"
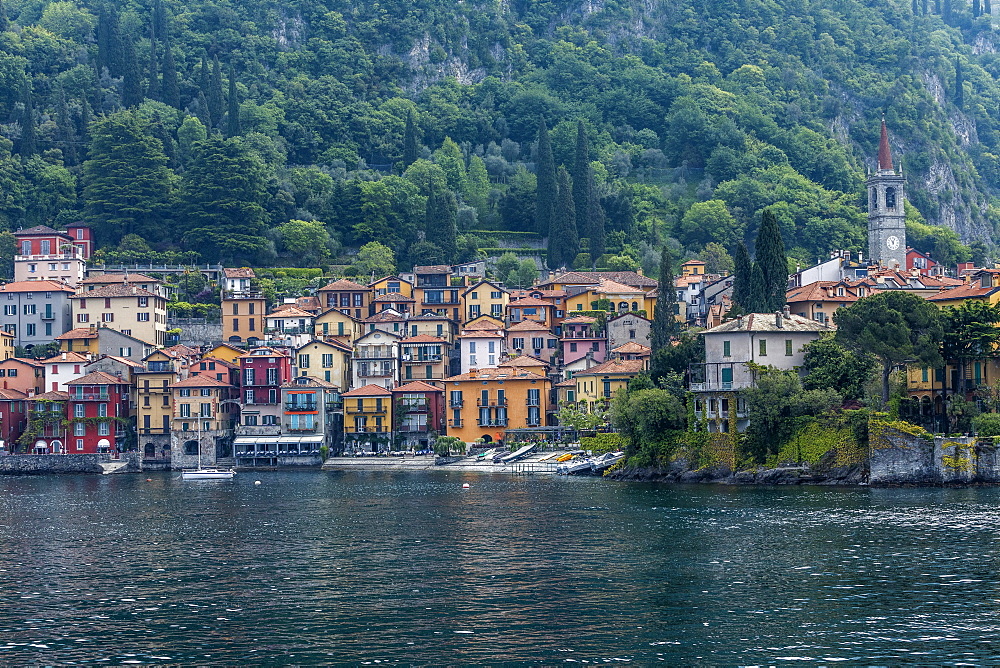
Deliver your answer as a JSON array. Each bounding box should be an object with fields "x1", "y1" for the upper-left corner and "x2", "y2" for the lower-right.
[{"x1": 181, "y1": 468, "x2": 236, "y2": 480}]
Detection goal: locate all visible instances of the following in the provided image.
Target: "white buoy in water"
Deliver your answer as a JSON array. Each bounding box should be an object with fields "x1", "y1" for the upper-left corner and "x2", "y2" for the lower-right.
[
  {"x1": 462, "y1": 483, "x2": 470, "y2": 489},
  {"x1": 254, "y1": 480, "x2": 262, "y2": 485}
]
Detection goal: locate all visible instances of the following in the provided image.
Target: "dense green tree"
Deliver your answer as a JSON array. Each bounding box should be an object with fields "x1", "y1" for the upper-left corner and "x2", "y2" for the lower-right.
[
  {"x1": 0, "y1": 0, "x2": 7, "y2": 32},
  {"x1": 835, "y1": 291, "x2": 944, "y2": 404},
  {"x1": 276, "y1": 219, "x2": 333, "y2": 267},
  {"x1": 353, "y1": 241, "x2": 396, "y2": 278},
  {"x1": 550, "y1": 166, "x2": 579, "y2": 269},
  {"x1": 650, "y1": 244, "x2": 678, "y2": 361},
  {"x1": 426, "y1": 184, "x2": 457, "y2": 262},
  {"x1": 802, "y1": 336, "x2": 874, "y2": 402},
  {"x1": 699, "y1": 242, "x2": 735, "y2": 275},
  {"x1": 755, "y1": 209, "x2": 788, "y2": 312},
  {"x1": 587, "y1": 170, "x2": 605, "y2": 268},
  {"x1": 678, "y1": 199, "x2": 740, "y2": 250},
  {"x1": 82, "y1": 111, "x2": 174, "y2": 245},
  {"x1": 16, "y1": 80, "x2": 35, "y2": 157},
  {"x1": 572, "y1": 120, "x2": 591, "y2": 239},
  {"x1": 731, "y1": 241, "x2": 752, "y2": 312},
  {"x1": 513, "y1": 259, "x2": 539, "y2": 288},
  {"x1": 402, "y1": 108, "x2": 419, "y2": 168},
  {"x1": 955, "y1": 58, "x2": 964, "y2": 109},
  {"x1": 535, "y1": 119, "x2": 556, "y2": 242},
  {"x1": 748, "y1": 262, "x2": 767, "y2": 313},
  {"x1": 942, "y1": 301, "x2": 1000, "y2": 395},
  {"x1": 146, "y1": 38, "x2": 159, "y2": 101},
  {"x1": 0, "y1": 231, "x2": 15, "y2": 279},
  {"x1": 499, "y1": 166, "x2": 535, "y2": 232},
  {"x1": 160, "y1": 42, "x2": 179, "y2": 109},
  {"x1": 178, "y1": 135, "x2": 270, "y2": 263},
  {"x1": 611, "y1": 384, "x2": 686, "y2": 463},
  {"x1": 355, "y1": 175, "x2": 424, "y2": 253},
  {"x1": 434, "y1": 137, "x2": 466, "y2": 193},
  {"x1": 96, "y1": 5, "x2": 123, "y2": 77},
  {"x1": 226, "y1": 64, "x2": 239, "y2": 137},
  {"x1": 493, "y1": 251, "x2": 520, "y2": 285},
  {"x1": 208, "y1": 55, "x2": 223, "y2": 129},
  {"x1": 121, "y1": 38, "x2": 142, "y2": 108},
  {"x1": 463, "y1": 155, "x2": 490, "y2": 219}
]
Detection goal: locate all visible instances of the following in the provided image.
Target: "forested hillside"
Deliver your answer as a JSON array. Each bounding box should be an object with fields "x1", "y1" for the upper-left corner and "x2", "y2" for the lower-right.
[{"x1": 0, "y1": 0, "x2": 998, "y2": 272}]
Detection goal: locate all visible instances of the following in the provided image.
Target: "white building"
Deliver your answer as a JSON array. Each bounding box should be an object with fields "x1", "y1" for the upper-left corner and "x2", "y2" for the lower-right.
[
  {"x1": 351, "y1": 330, "x2": 400, "y2": 390},
  {"x1": 691, "y1": 310, "x2": 833, "y2": 432},
  {"x1": 455, "y1": 320, "x2": 505, "y2": 374}
]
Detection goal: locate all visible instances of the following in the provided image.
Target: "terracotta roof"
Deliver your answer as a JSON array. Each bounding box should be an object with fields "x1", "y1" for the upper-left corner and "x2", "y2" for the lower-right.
[
  {"x1": 543, "y1": 271, "x2": 657, "y2": 289},
  {"x1": 14, "y1": 225, "x2": 67, "y2": 237},
  {"x1": 369, "y1": 275, "x2": 413, "y2": 286},
  {"x1": 555, "y1": 378, "x2": 576, "y2": 387},
  {"x1": 462, "y1": 320, "x2": 505, "y2": 332},
  {"x1": 499, "y1": 355, "x2": 548, "y2": 368},
  {"x1": 611, "y1": 342, "x2": 651, "y2": 355},
  {"x1": 597, "y1": 278, "x2": 646, "y2": 294},
  {"x1": 326, "y1": 339, "x2": 353, "y2": 352},
  {"x1": 162, "y1": 344, "x2": 201, "y2": 358},
  {"x1": 400, "y1": 335, "x2": 448, "y2": 344},
  {"x1": 40, "y1": 352, "x2": 90, "y2": 364},
  {"x1": 510, "y1": 289, "x2": 567, "y2": 299},
  {"x1": 362, "y1": 311, "x2": 405, "y2": 323},
  {"x1": 443, "y1": 368, "x2": 547, "y2": 382},
  {"x1": 169, "y1": 374, "x2": 233, "y2": 388},
  {"x1": 237, "y1": 347, "x2": 289, "y2": 359},
  {"x1": 786, "y1": 281, "x2": 865, "y2": 304},
  {"x1": 373, "y1": 292, "x2": 415, "y2": 302},
  {"x1": 81, "y1": 273, "x2": 161, "y2": 284},
  {"x1": 0, "y1": 388, "x2": 27, "y2": 400},
  {"x1": 413, "y1": 265, "x2": 452, "y2": 274},
  {"x1": 392, "y1": 381, "x2": 443, "y2": 393},
  {"x1": 927, "y1": 284, "x2": 1000, "y2": 302},
  {"x1": 266, "y1": 306, "x2": 315, "y2": 319},
  {"x1": 88, "y1": 355, "x2": 144, "y2": 368},
  {"x1": 317, "y1": 307, "x2": 360, "y2": 322},
  {"x1": 0, "y1": 357, "x2": 43, "y2": 368},
  {"x1": 506, "y1": 320, "x2": 551, "y2": 332},
  {"x1": 32, "y1": 390, "x2": 69, "y2": 401},
  {"x1": 341, "y1": 384, "x2": 393, "y2": 397},
  {"x1": 703, "y1": 313, "x2": 834, "y2": 334},
  {"x1": 0, "y1": 280, "x2": 74, "y2": 293},
  {"x1": 55, "y1": 328, "x2": 98, "y2": 340},
  {"x1": 65, "y1": 371, "x2": 128, "y2": 385},
  {"x1": 196, "y1": 356, "x2": 239, "y2": 369},
  {"x1": 71, "y1": 284, "x2": 159, "y2": 299},
  {"x1": 223, "y1": 267, "x2": 256, "y2": 279},
  {"x1": 681, "y1": 259, "x2": 706, "y2": 265},
  {"x1": 409, "y1": 312, "x2": 450, "y2": 320},
  {"x1": 319, "y1": 278, "x2": 369, "y2": 291},
  {"x1": 608, "y1": 312, "x2": 650, "y2": 323},
  {"x1": 507, "y1": 297, "x2": 551, "y2": 307},
  {"x1": 562, "y1": 315, "x2": 598, "y2": 325},
  {"x1": 463, "y1": 280, "x2": 507, "y2": 295},
  {"x1": 575, "y1": 359, "x2": 646, "y2": 376},
  {"x1": 675, "y1": 275, "x2": 704, "y2": 288}
]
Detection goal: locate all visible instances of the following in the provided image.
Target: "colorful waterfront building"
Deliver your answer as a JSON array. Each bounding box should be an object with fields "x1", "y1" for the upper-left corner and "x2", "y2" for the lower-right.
[
  {"x1": 65, "y1": 371, "x2": 132, "y2": 455},
  {"x1": 342, "y1": 384, "x2": 393, "y2": 452},
  {"x1": 392, "y1": 381, "x2": 444, "y2": 449},
  {"x1": 442, "y1": 367, "x2": 550, "y2": 445},
  {"x1": 239, "y1": 347, "x2": 293, "y2": 428},
  {"x1": 167, "y1": 375, "x2": 238, "y2": 468},
  {"x1": 573, "y1": 359, "x2": 645, "y2": 412}
]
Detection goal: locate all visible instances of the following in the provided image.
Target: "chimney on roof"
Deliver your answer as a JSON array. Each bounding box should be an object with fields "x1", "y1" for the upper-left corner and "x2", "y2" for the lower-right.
[
  {"x1": 469, "y1": 368, "x2": 478, "y2": 378},
  {"x1": 61, "y1": 352, "x2": 66, "y2": 360},
  {"x1": 89, "y1": 324, "x2": 96, "y2": 335},
  {"x1": 783, "y1": 305, "x2": 791, "y2": 318},
  {"x1": 775, "y1": 312, "x2": 783, "y2": 328}
]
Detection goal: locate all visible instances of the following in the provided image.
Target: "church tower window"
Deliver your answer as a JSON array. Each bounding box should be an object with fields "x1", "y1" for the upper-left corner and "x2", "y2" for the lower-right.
[{"x1": 885, "y1": 187, "x2": 896, "y2": 209}]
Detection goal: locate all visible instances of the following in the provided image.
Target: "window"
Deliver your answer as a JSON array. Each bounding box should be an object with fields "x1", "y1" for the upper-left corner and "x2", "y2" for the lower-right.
[
  {"x1": 137, "y1": 313, "x2": 150, "y2": 322},
  {"x1": 488, "y1": 341, "x2": 495, "y2": 353},
  {"x1": 885, "y1": 186, "x2": 897, "y2": 209},
  {"x1": 104, "y1": 298, "x2": 111, "y2": 308},
  {"x1": 98, "y1": 422, "x2": 110, "y2": 436},
  {"x1": 119, "y1": 347, "x2": 132, "y2": 357},
  {"x1": 512, "y1": 337, "x2": 524, "y2": 350},
  {"x1": 23, "y1": 304, "x2": 35, "y2": 315},
  {"x1": 180, "y1": 404, "x2": 191, "y2": 417},
  {"x1": 74, "y1": 404, "x2": 85, "y2": 418},
  {"x1": 76, "y1": 439, "x2": 83, "y2": 451},
  {"x1": 200, "y1": 388, "x2": 211, "y2": 396},
  {"x1": 531, "y1": 337, "x2": 544, "y2": 350},
  {"x1": 249, "y1": 318, "x2": 256, "y2": 332},
  {"x1": 785, "y1": 340, "x2": 793, "y2": 356},
  {"x1": 721, "y1": 368, "x2": 733, "y2": 384},
  {"x1": 759, "y1": 339, "x2": 767, "y2": 356},
  {"x1": 263, "y1": 415, "x2": 277, "y2": 425},
  {"x1": 102, "y1": 312, "x2": 114, "y2": 322},
  {"x1": 98, "y1": 403, "x2": 107, "y2": 417},
  {"x1": 180, "y1": 388, "x2": 191, "y2": 397},
  {"x1": 469, "y1": 341, "x2": 476, "y2": 353},
  {"x1": 491, "y1": 304, "x2": 503, "y2": 317},
  {"x1": 471, "y1": 292, "x2": 478, "y2": 300},
  {"x1": 232, "y1": 303, "x2": 239, "y2": 315},
  {"x1": 245, "y1": 389, "x2": 254, "y2": 404},
  {"x1": 570, "y1": 342, "x2": 577, "y2": 352},
  {"x1": 298, "y1": 354, "x2": 310, "y2": 369},
  {"x1": 922, "y1": 367, "x2": 929, "y2": 383},
  {"x1": 491, "y1": 291, "x2": 502, "y2": 300},
  {"x1": 244, "y1": 415, "x2": 258, "y2": 426},
  {"x1": 322, "y1": 354, "x2": 333, "y2": 368},
  {"x1": 2, "y1": 305, "x2": 13, "y2": 316},
  {"x1": 138, "y1": 297, "x2": 148, "y2": 308},
  {"x1": 267, "y1": 368, "x2": 278, "y2": 385},
  {"x1": 74, "y1": 422, "x2": 86, "y2": 436},
  {"x1": 79, "y1": 298, "x2": 86, "y2": 308},
  {"x1": 244, "y1": 368, "x2": 255, "y2": 385},
  {"x1": 353, "y1": 294, "x2": 364, "y2": 307},
  {"x1": 25, "y1": 324, "x2": 35, "y2": 337},
  {"x1": 200, "y1": 403, "x2": 211, "y2": 417}
]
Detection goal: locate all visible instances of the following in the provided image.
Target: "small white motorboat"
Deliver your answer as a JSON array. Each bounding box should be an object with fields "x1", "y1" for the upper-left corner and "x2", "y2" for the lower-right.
[{"x1": 181, "y1": 468, "x2": 236, "y2": 480}]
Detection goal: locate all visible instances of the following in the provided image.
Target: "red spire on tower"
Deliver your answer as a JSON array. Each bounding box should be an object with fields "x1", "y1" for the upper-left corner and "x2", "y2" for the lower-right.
[{"x1": 878, "y1": 116, "x2": 893, "y2": 171}]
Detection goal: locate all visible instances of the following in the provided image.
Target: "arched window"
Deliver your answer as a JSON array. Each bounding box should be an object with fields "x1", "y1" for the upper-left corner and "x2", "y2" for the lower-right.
[
  {"x1": 885, "y1": 187, "x2": 897, "y2": 209},
  {"x1": 144, "y1": 443, "x2": 156, "y2": 457},
  {"x1": 618, "y1": 302, "x2": 628, "y2": 312},
  {"x1": 183, "y1": 440, "x2": 199, "y2": 456},
  {"x1": 870, "y1": 188, "x2": 878, "y2": 209},
  {"x1": 631, "y1": 302, "x2": 638, "y2": 311}
]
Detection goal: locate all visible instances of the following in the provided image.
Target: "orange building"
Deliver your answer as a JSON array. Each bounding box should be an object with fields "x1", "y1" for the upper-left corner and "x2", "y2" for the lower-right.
[{"x1": 442, "y1": 367, "x2": 551, "y2": 445}]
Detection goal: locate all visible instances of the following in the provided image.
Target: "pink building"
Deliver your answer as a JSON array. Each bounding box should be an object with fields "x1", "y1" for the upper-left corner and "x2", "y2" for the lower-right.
[{"x1": 560, "y1": 316, "x2": 607, "y2": 366}]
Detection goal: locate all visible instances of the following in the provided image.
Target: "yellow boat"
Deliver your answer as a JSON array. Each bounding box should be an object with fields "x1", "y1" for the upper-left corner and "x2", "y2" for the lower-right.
[{"x1": 556, "y1": 453, "x2": 574, "y2": 462}]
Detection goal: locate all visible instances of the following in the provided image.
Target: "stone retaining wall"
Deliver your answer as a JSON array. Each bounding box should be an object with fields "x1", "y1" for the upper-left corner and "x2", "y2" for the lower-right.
[{"x1": 0, "y1": 452, "x2": 142, "y2": 474}]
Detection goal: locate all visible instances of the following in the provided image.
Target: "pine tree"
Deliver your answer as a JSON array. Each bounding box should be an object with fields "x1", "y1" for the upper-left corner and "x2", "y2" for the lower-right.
[
  {"x1": 161, "y1": 42, "x2": 180, "y2": 109},
  {"x1": 208, "y1": 55, "x2": 223, "y2": 129},
  {"x1": 572, "y1": 120, "x2": 591, "y2": 240},
  {"x1": 748, "y1": 262, "x2": 767, "y2": 313},
  {"x1": 121, "y1": 37, "x2": 143, "y2": 108},
  {"x1": 552, "y1": 167, "x2": 579, "y2": 269},
  {"x1": 651, "y1": 244, "x2": 678, "y2": 355},
  {"x1": 17, "y1": 80, "x2": 35, "y2": 158},
  {"x1": 955, "y1": 58, "x2": 965, "y2": 109},
  {"x1": 755, "y1": 209, "x2": 788, "y2": 312},
  {"x1": 403, "y1": 108, "x2": 419, "y2": 167},
  {"x1": 150, "y1": 112, "x2": 177, "y2": 168},
  {"x1": 536, "y1": 119, "x2": 557, "y2": 258},
  {"x1": 146, "y1": 37, "x2": 160, "y2": 101},
  {"x1": 226, "y1": 64, "x2": 240, "y2": 137},
  {"x1": 587, "y1": 170, "x2": 605, "y2": 269},
  {"x1": 732, "y1": 241, "x2": 752, "y2": 311}
]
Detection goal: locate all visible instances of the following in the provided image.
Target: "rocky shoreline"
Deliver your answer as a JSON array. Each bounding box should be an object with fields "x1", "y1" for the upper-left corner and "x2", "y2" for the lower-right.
[{"x1": 607, "y1": 460, "x2": 867, "y2": 485}]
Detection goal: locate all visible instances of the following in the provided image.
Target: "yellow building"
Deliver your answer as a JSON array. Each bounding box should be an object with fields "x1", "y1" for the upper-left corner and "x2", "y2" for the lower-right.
[
  {"x1": 314, "y1": 307, "x2": 363, "y2": 344},
  {"x1": 136, "y1": 364, "x2": 179, "y2": 462},
  {"x1": 342, "y1": 384, "x2": 393, "y2": 452},
  {"x1": 369, "y1": 276, "x2": 414, "y2": 299},
  {"x1": 202, "y1": 342, "x2": 245, "y2": 364},
  {"x1": 679, "y1": 259, "x2": 706, "y2": 276},
  {"x1": 442, "y1": 367, "x2": 551, "y2": 445},
  {"x1": 0, "y1": 330, "x2": 12, "y2": 359},
  {"x1": 167, "y1": 374, "x2": 238, "y2": 467},
  {"x1": 316, "y1": 278, "x2": 372, "y2": 319},
  {"x1": 462, "y1": 280, "x2": 509, "y2": 324},
  {"x1": 294, "y1": 338, "x2": 352, "y2": 389},
  {"x1": 222, "y1": 293, "x2": 267, "y2": 346},
  {"x1": 55, "y1": 327, "x2": 100, "y2": 354},
  {"x1": 926, "y1": 282, "x2": 1000, "y2": 309},
  {"x1": 564, "y1": 278, "x2": 650, "y2": 316},
  {"x1": 573, "y1": 359, "x2": 644, "y2": 412},
  {"x1": 71, "y1": 284, "x2": 168, "y2": 346}
]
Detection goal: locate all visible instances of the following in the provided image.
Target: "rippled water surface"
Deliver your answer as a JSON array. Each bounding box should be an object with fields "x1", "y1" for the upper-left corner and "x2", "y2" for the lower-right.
[{"x1": 2, "y1": 473, "x2": 1000, "y2": 664}]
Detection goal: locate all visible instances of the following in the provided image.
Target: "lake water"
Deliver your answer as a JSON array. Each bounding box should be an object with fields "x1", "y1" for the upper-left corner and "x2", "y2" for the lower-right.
[{"x1": 1, "y1": 472, "x2": 999, "y2": 664}]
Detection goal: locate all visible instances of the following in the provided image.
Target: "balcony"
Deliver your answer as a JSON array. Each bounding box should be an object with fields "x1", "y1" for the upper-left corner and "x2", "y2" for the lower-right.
[
  {"x1": 73, "y1": 392, "x2": 110, "y2": 401},
  {"x1": 689, "y1": 382, "x2": 734, "y2": 392},
  {"x1": 402, "y1": 355, "x2": 442, "y2": 362},
  {"x1": 476, "y1": 398, "x2": 508, "y2": 407},
  {"x1": 16, "y1": 252, "x2": 82, "y2": 262},
  {"x1": 40, "y1": 311, "x2": 56, "y2": 320},
  {"x1": 400, "y1": 400, "x2": 429, "y2": 412},
  {"x1": 477, "y1": 419, "x2": 508, "y2": 427},
  {"x1": 285, "y1": 402, "x2": 318, "y2": 412},
  {"x1": 236, "y1": 425, "x2": 281, "y2": 436},
  {"x1": 449, "y1": 419, "x2": 463, "y2": 428},
  {"x1": 352, "y1": 427, "x2": 387, "y2": 433},
  {"x1": 349, "y1": 407, "x2": 388, "y2": 414},
  {"x1": 325, "y1": 401, "x2": 343, "y2": 411},
  {"x1": 449, "y1": 400, "x2": 464, "y2": 408},
  {"x1": 398, "y1": 424, "x2": 431, "y2": 432},
  {"x1": 287, "y1": 425, "x2": 317, "y2": 432},
  {"x1": 223, "y1": 290, "x2": 264, "y2": 300}
]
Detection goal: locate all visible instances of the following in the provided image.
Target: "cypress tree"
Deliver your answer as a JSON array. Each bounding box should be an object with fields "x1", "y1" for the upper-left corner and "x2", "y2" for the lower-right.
[
  {"x1": 935, "y1": 0, "x2": 941, "y2": 13},
  {"x1": 572, "y1": 120, "x2": 591, "y2": 240},
  {"x1": 536, "y1": 119, "x2": 557, "y2": 256},
  {"x1": 732, "y1": 241, "x2": 752, "y2": 311},
  {"x1": 161, "y1": 42, "x2": 180, "y2": 109},
  {"x1": 208, "y1": 55, "x2": 224, "y2": 129},
  {"x1": 17, "y1": 80, "x2": 35, "y2": 157},
  {"x1": 748, "y1": 263, "x2": 767, "y2": 313},
  {"x1": 587, "y1": 170, "x2": 606, "y2": 269},
  {"x1": 402, "y1": 108, "x2": 419, "y2": 167},
  {"x1": 955, "y1": 58, "x2": 965, "y2": 109},
  {"x1": 195, "y1": 90, "x2": 211, "y2": 130},
  {"x1": 121, "y1": 37, "x2": 143, "y2": 108},
  {"x1": 986, "y1": 0, "x2": 992, "y2": 15},
  {"x1": 55, "y1": 85, "x2": 77, "y2": 164},
  {"x1": 974, "y1": 0, "x2": 981, "y2": 17},
  {"x1": 651, "y1": 244, "x2": 678, "y2": 355},
  {"x1": 226, "y1": 64, "x2": 240, "y2": 137},
  {"x1": 944, "y1": 0, "x2": 953, "y2": 21},
  {"x1": 0, "y1": 0, "x2": 8, "y2": 32},
  {"x1": 923, "y1": 0, "x2": 929, "y2": 13},
  {"x1": 153, "y1": 0, "x2": 168, "y2": 40},
  {"x1": 426, "y1": 177, "x2": 457, "y2": 262},
  {"x1": 104, "y1": 6, "x2": 125, "y2": 77},
  {"x1": 198, "y1": 54, "x2": 209, "y2": 104},
  {"x1": 755, "y1": 209, "x2": 788, "y2": 312},
  {"x1": 146, "y1": 37, "x2": 160, "y2": 101},
  {"x1": 912, "y1": 0, "x2": 918, "y2": 13},
  {"x1": 553, "y1": 167, "x2": 579, "y2": 269}
]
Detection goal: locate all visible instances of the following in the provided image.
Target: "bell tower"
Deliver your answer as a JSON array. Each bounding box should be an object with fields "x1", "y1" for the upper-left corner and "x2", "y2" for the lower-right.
[{"x1": 866, "y1": 118, "x2": 906, "y2": 269}]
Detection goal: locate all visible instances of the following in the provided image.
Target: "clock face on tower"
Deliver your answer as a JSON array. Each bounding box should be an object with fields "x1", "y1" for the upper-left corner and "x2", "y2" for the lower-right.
[{"x1": 886, "y1": 235, "x2": 900, "y2": 251}]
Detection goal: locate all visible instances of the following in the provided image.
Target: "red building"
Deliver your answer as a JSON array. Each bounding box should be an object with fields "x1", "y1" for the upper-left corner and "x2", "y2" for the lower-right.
[
  {"x1": 0, "y1": 388, "x2": 28, "y2": 452},
  {"x1": 20, "y1": 390, "x2": 70, "y2": 454},
  {"x1": 0, "y1": 358, "x2": 45, "y2": 396},
  {"x1": 391, "y1": 381, "x2": 444, "y2": 449},
  {"x1": 66, "y1": 371, "x2": 132, "y2": 454},
  {"x1": 906, "y1": 247, "x2": 938, "y2": 276},
  {"x1": 239, "y1": 347, "x2": 292, "y2": 404}
]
